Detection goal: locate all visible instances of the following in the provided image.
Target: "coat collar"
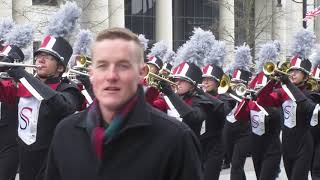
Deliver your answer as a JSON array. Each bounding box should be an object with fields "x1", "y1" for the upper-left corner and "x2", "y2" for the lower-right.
[{"x1": 76, "y1": 86, "x2": 152, "y2": 133}]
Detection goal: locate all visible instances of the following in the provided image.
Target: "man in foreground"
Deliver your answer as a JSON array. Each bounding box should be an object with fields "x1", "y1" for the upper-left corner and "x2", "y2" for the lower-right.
[{"x1": 45, "y1": 27, "x2": 203, "y2": 180}]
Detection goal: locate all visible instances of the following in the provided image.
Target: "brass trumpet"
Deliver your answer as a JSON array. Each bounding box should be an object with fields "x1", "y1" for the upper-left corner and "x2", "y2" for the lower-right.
[
  {"x1": 144, "y1": 64, "x2": 177, "y2": 87},
  {"x1": 75, "y1": 55, "x2": 92, "y2": 68},
  {"x1": 217, "y1": 74, "x2": 249, "y2": 96},
  {"x1": 263, "y1": 61, "x2": 290, "y2": 76},
  {"x1": 217, "y1": 74, "x2": 231, "y2": 94}
]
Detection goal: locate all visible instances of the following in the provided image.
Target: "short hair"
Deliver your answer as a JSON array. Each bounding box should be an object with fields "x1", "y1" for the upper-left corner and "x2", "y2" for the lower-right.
[{"x1": 94, "y1": 27, "x2": 144, "y2": 64}]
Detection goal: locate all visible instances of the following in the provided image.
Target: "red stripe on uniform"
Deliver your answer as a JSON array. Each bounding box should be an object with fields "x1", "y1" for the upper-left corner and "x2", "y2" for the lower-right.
[
  {"x1": 177, "y1": 62, "x2": 186, "y2": 74},
  {"x1": 40, "y1": 36, "x2": 51, "y2": 48},
  {"x1": 232, "y1": 70, "x2": 238, "y2": 79},
  {"x1": 203, "y1": 65, "x2": 209, "y2": 74}
]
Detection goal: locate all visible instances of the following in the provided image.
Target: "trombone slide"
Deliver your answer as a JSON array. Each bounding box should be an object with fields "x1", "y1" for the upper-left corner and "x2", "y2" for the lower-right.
[{"x1": 0, "y1": 62, "x2": 40, "y2": 68}]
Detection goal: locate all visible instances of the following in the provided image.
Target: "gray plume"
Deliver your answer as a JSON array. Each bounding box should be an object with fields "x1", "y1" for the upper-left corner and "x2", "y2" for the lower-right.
[
  {"x1": 138, "y1": 34, "x2": 149, "y2": 51},
  {"x1": 23, "y1": 49, "x2": 33, "y2": 62},
  {"x1": 175, "y1": 27, "x2": 216, "y2": 67},
  {"x1": 46, "y1": 1, "x2": 81, "y2": 38},
  {"x1": 204, "y1": 40, "x2": 226, "y2": 67},
  {"x1": 312, "y1": 44, "x2": 320, "y2": 67},
  {"x1": 4, "y1": 23, "x2": 34, "y2": 48},
  {"x1": 73, "y1": 29, "x2": 93, "y2": 56},
  {"x1": 290, "y1": 29, "x2": 316, "y2": 59},
  {"x1": 233, "y1": 43, "x2": 252, "y2": 71},
  {"x1": 0, "y1": 18, "x2": 14, "y2": 41},
  {"x1": 273, "y1": 40, "x2": 281, "y2": 53},
  {"x1": 256, "y1": 42, "x2": 279, "y2": 71},
  {"x1": 163, "y1": 49, "x2": 176, "y2": 64},
  {"x1": 223, "y1": 63, "x2": 234, "y2": 75},
  {"x1": 148, "y1": 40, "x2": 168, "y2": 59}
]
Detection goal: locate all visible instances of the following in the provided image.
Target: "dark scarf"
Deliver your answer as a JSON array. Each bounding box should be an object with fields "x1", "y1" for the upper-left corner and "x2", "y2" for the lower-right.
[{"x1": 86, "y1": 93, "x2": 138, "y2": 160}]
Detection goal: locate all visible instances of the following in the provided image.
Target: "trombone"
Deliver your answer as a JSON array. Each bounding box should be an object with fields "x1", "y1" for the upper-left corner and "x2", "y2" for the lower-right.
[
  {"x1": 143, "y1": 64, "x2": 177, "y2": 88},
  {"x1": 0, "y1": 61, "x2": 41, "y2": 68}
]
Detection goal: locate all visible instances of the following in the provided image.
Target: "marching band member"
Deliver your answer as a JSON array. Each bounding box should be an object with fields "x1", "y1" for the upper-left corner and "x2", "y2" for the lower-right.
[
  {"x1": 0, "y1": 39, "x2": 84, "y2": 180},
  {"x1": 67, "y1": 29, "x2": 94, "y2": 108},
  {"x1": 0, "y1": 76, "x2": 19, "y2": 180},
  {"x1": 225, "y1": 68, "x2": 252, "y2": 180},
  {"x1": 157, "y1": 62, "x2": 225, "y2": 180},
  {"x1": 143, "y1": 56, "x2": 163, "y2": 104},
  {"x1": 256, "y1": 29, "x2": 318, "y2": 180},
  {"x1": 256, "y1": 56, "x2": 317, "y2": 180},
  {"x1": 0, "y1": 18, "x2": 18, "y2": 180},
  {"x1": 240, "y1": 42, "x2": 282, "y2": 180},
  {"x1": 310, "y1": 57, "x2": 320, "y2": 179},
  {"x1": 236, "y1": 71, "x2": 281, "y2": 180},
  {"x1": 0, "y1": 3, "x2": 84, "y2": 180},
  {"x1": 153, "y1": 27, "x2": 227, "y2": 180},
  {"x1": 0, "y1": 21, "x2": 34, "y2": 180},
  {"x1": 201, "y1": 64, "x2": 227, "y2": 180},
  {"x1": 221, "y1": 44, "x2": 253, "y2": 180}
]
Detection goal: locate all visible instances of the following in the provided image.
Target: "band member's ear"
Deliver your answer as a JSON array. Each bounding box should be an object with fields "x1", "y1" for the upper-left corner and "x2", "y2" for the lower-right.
[{"x1": 57, "y1": 64, "x2": 65, "y2": 74}]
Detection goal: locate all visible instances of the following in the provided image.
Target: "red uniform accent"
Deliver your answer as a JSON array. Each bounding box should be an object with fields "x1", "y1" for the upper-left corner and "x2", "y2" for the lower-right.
[
  {"x1": 256, "y1": 80, "x2": 290, "y2": 107},
  {"x1": 0, "y1": 80, "x2": 60, "y2": 104},
  {"x1": 40, "y1": 36, "x2": 52, "y2": 48},
  {"x1": 152, "y1": 95, "x2": 169, "y2": 112},
  {"x1": 0, "y1": 79, "x2": 17, "y2": 104}
]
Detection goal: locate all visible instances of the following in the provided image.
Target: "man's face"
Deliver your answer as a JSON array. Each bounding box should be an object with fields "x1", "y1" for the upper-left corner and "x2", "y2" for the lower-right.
[
  {"x1": 90, "y1": 39, "x2": 143, "y2": 112},
  {"x1": 202, "y1": 77, "x2": 218, "y2": 92},
  {"x1": 175, "y1": 78, "x2": 194, "y2": 95},
  {"x1": 288, "y1": 69, "x2": 307, "y2": 85},
  {"x1": 35, "y1": 52, "x2": 62, "y2": 78}
]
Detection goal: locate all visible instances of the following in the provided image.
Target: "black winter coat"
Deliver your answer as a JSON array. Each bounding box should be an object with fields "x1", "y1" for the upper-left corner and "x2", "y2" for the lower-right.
[{"x1": 45, "y1": 87, "x2": 203, "y2": 180}]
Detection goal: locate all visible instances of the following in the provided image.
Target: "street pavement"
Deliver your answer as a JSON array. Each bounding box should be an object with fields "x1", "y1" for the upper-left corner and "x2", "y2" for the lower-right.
[{"x1": 15, "y1": 157, "x2": 312, "y2": 180}]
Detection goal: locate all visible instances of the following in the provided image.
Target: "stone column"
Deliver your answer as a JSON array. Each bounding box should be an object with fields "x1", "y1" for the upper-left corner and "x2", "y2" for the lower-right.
[
  {"x1": 272, "y1": 0, "x2": 286, "y2": 61},
  {"x1": 0, "y1": 0, "x2": 13, "y2": 18},
  {"x1": 155, "y1": 0, "x2": 173, "y2": 50},
  {"x1": 219, "y1": 0, "x2": 235, "y2": 67},
  {"x1": 108, "y1": 0, "x2": 125, "y2": 28}
]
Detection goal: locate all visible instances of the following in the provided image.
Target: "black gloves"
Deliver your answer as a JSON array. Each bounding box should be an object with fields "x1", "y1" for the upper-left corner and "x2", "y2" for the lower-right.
[
  {"x1": 7, "y1": 66, "x2": 25, "y2": 80},
  {"x1": 195, "y1": 87, "x2": 205, "y2": 95},
  {"x1": 279, "y1": 74, "x2": 290, "y2": 84},
  {"x1": 158, "y1": 80, "x2": 174, "y2": 95},
  {"x1": 76, "y1": 74, "x2": 90, "y2": 88},
  {"x1": 0, "y1": 56, "x2": 14, "y2": 72}
]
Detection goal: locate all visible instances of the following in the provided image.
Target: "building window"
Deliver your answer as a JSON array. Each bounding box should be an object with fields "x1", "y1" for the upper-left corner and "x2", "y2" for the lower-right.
[
  {"x1": 32, "y1": 0, "x2": 58, "y2": 6},
  {"x1": 125, "y1": 0, "x2": 156, "y2": 49},
  {"x1": 173, "y1": 0, "x2": 219, "y2": 51}
]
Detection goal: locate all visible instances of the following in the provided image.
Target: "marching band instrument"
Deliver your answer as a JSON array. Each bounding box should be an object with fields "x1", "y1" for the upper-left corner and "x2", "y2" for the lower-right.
[
  {"x1": 263, "y1": 61, "x2": 290, "y2": 76},
  {"x1": 69, "y1": 68, "x2": 89, "y2": 77},
  {"x1": 0, "y1": 61, "x2": 41, "y2": 68},
  {"x1": 144, "y1": 64, "x2": 177, "y2": 87},
  {"x1": 306, "y1": 77, "x2": 319, "y2": 92},
  {"x1": 78, "y1": 55, "x2": 91, "y2": 67},
  {"x1": 217, "y1": 74, "x2": 251, "y2": 97},
  {"x1": 217, "y1": 74, "x2": 231, "y2": 94}
]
